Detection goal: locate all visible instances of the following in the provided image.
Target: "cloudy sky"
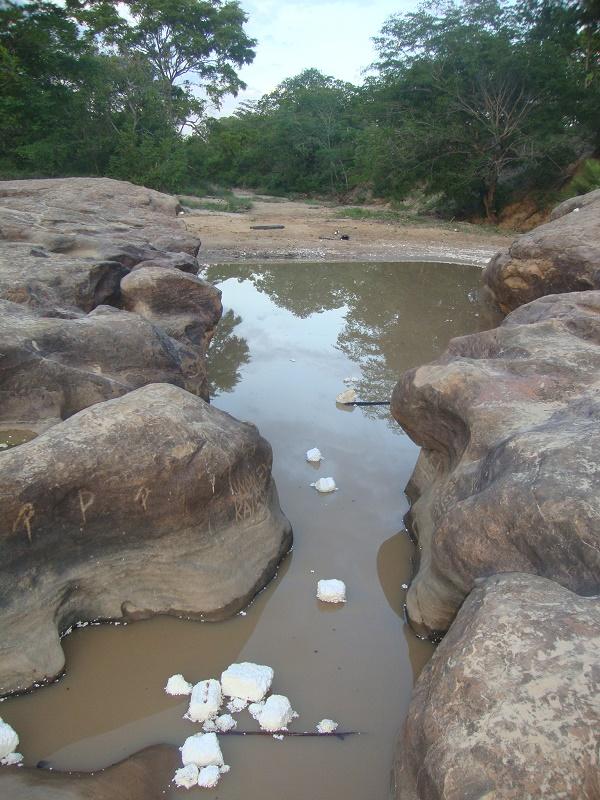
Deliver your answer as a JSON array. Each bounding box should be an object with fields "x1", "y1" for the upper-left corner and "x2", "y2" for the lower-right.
[{"x1": 215, "y1": 0, "x2": 418, "y2": 115}]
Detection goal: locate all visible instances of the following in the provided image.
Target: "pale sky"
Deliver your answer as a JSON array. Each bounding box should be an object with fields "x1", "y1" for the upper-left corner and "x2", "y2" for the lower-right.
[{"x1": 214, "y1": 0, "x2": 419, "y2": 116}]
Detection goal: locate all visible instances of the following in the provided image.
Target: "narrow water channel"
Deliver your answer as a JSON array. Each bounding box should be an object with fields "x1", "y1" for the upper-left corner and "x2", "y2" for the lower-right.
[{"x1": 2, "y1": 261, "x2": 491, "y2": 799}]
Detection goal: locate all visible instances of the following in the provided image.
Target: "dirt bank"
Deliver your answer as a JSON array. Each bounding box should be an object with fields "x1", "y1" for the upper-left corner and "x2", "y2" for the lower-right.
[{"x1": 181, "y1": 195, "x2": 510, "y2": 267}]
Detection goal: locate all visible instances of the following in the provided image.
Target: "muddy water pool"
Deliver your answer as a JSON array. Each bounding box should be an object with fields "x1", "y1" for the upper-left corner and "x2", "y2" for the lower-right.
[{"x1": 2, "y1": 261, "x2": 493, "y2": 798}]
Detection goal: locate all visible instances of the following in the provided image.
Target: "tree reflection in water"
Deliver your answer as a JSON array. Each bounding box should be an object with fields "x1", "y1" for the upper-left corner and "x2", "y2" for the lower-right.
[
  {"x1": 207, "y1": 308, "x2": 250, "y2": 395},
  {"x1": 205, "y1": 262, "x2": 495, "y2": 420}
]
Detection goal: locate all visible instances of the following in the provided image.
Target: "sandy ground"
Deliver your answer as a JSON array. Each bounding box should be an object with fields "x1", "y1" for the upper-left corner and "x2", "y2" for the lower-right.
[{"x1": 181, "y1": 194, "x2": 511, "y2": 267}]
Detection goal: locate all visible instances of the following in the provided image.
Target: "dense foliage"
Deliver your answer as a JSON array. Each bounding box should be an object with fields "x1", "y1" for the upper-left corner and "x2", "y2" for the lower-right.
[
  {"x1": 0, "y1": 0, "x2": 255, "y2": 190},
  {"x1": 1, "y1": 0, "x2": 598, "y2": 218}
]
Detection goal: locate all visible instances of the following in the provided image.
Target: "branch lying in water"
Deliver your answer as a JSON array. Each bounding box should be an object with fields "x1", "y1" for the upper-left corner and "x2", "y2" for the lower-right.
[{"x1": 217, "y1": 730, "x2": 362, "y2": 738}]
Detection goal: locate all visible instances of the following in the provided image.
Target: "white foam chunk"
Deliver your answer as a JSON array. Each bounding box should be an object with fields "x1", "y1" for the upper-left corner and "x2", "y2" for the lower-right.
[
  {"x1": 220, "y1": 765, "x2": 231, "y2": 774},
  {"x1": 317, "y1": 579, "x2": 346, "y2": 603},
  {"x1": 255, "y1": 694, "x2": 298, "y2": 732},
  {"x1": 186, "y1": 679, "x2": 222, "y2": 722},
  {"x1": 317, "y1": 718, "x2": 339, "y2": 733},
  {"x1": 165, "y1": 674, "x2": 193, "y2": 696},
  {"x1": 180, "y1": 733, "x2": 224, "y2": 768},
  {"x1": 216, "y1": 714, "x2": 237, "y2": 732},
  {"x1": 202, "y1": 719, "x2": 218, "y2": 733},
  {"x1": 248, "y1": 701, "x2": 265, "y2": 720},
  {"x1": 311, "y1": 477, "x2": 337, "y2": 493},
  {"x1": 306, "y1": 447, "x2": 322, "y2": 463},
  {"x1": 226, "y1": 697, "x2": 248, "y2": 714},
  {"x1": 0, "y1": 719, "x2": 18, "y2": 760},
  {"x1": 197, "y1": 765, "x2": 221, "y2": 788},
  {"x1": 0, "y1": 752, "x2": 23, "y2": 766},
  {"x1": 221, "y1": 662, "x2": 274, "y2": 702},
  {"x1": 173, "y1": 763, "x2": 199, "y2": 788}
]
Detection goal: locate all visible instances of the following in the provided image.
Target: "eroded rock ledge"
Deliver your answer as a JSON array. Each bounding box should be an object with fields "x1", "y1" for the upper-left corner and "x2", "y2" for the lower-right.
[
  {"x1": 0, "y1": 383, "x2": 292, "y2": 694},
  {"x1": 395, "y1": 574, "x2": 600, "y2": 800},
  {"x1": 483, "y1": 188, "x2": 600, "y2": 313},
  {"x1": 0, "y1": 745, "x2": 179, "y2": 799},
  {"x1": 0, "y1": 178, "x2": 223, "y2": 430},
  {"x1": 392, "y1": 289, "x2": 600, "y2": 634}
]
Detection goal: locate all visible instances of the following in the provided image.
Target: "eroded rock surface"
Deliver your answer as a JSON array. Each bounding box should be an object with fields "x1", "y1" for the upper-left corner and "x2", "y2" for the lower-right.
[
  {"x1": 395, "y1": 573, "x2": 600, "y2": 800},
  {"x1": 484, "y1": 188, "x2": 600, "y2": 313},
  {"x1": 121, "y1": 266, "x2": 222, "y2": 349},
  {"x1": 0, "y1": 178, "x2": 221, "y2": 429},
  {"x1": 0, "y1": 745, "x2": 178, "y2": 799},
  {"x1": 0, "y1": 300, "x2": 209, "y2": 432},
  {"x1": 0, "y1": 383, "x2": 292, "y2": 694},
  {"x1": 392, "y1": 290, "x2": 600, "y2": 633}
]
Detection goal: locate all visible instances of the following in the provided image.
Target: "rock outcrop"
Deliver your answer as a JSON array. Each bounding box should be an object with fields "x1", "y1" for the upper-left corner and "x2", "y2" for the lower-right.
[
  {"x1": 392, "y1": 290, "x2": 600, "y2": 634},
  {"x1": 0, "y1": 178, "x2": 222, "y2": 428},
  {"x1": 0, "y1": 300, "x2": 211, "y2": 432},
  {"x1": 120, "y1": 266, "x2": 222, "y2": 349},
  {"x1": 395, "y1": 573, "x2": 600, "y2": 800},
  {"x1": 0, "y1": 383, "x2": 292, "y2": 694},
  {"x1": 483, "y1": 188, "x2": 600, "y2": 313},
  {"x1": 0, "y1": 745, "x2": 178, "y2": 799}
]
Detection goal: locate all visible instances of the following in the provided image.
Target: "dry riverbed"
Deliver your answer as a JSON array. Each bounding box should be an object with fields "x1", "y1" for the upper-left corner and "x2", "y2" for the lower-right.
[{"x1": 180, "y1": 194, "x2": 510, "y2": 266}]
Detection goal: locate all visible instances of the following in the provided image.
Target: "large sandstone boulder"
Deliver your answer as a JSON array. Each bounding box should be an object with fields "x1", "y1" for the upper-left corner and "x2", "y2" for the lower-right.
[
  {"x1": 0, "y1": 383, "x2": 292, "y2": 694},
  {"x1": 395, "y1": 573, "x2": 600, "y2": 800},
  {"x1": 120, "y1": 266, "x2": 222, "y2": 349},
  {"x1": 0, "y1": 177, "x2": 200, "y2": 259},
  {"x1": 0, "y1": 300, "x2": 210, "y2": 432},
  {"x1": 0, "y1": 243, "x2": 127, "y2": 316},
  {"x1": 0, "y1": 745, "x2": 178, "y2": 799},
  {"x1": 392, "y1": 290, "x2": 600, "y2": 634},
  {"x1": 483, "y1": 188, "x2": 600, "y2": 313}
]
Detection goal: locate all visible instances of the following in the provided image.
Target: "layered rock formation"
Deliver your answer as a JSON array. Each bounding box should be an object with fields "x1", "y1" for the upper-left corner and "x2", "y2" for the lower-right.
[
  {"x1": 0, "y1": 745, "x2": 178, "y2": 799},
  {"x1": 0, "y1": 383, "x2": 292, "y2": 693},
  {"x1": 392, "y1": 289, "x2": 600, "y2": 634},
  {"x1": 395, "y1": 574, "x2": 600, "y2": 800},
  {"x1": 484, "y1": 188, "x2": 600, "y2": 313},
  {"x1": 0, "y1": 178, "x2": 222, "y2": 429},
  {"x1": 0, "y1": 179, "x2": 292, "y2": 702}
]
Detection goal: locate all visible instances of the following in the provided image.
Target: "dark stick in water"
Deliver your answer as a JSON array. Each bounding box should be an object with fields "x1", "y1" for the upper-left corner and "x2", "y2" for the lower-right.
[
  {"x1": 217, "y1": 730, "x2": 361, "y2": 738},
  {"x1": 339, "y1": 401, "x2": 391, "y2": 406}
]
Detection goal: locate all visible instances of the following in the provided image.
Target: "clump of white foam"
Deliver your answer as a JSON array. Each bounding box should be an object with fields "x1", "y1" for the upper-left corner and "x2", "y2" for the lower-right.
[
  {"x1": 221, "y1": 662, "x2": 274, "y2": 702},
  {"x1": 310, "y1": 477, "x2": 337, "y2": 493},
  {"x1": 317, "y1": 579, "x2": 346, "y2": 603},
  {"x1": 254, "y1": 695, "x2": 298, "y2": 732},
  {"x1": 226, "y1": 697, "x2": 248, "y2": 714},
  {"x1": 248, "y1": 701, "x2": 265, "y2": 721},
  {"x1": 216, "y1": 714, "x2": 237, "y2": 732},
  {"x1": 180, "y1": 732, "x2": 224, "y2": 768},
  {"x1": 165, "y1": 674, "x2": 193, "y2": 696},
  {"x1": 0, "y1": 752, "x2": 23, "y2": 766},
  {"x1": 185, "y1": 679, "x2": 222, "y2": 723},
  {"x1": 173, "y1": 763, "x2": 199, "y2": 789},
  {"x1": 201, "y1": 719, "x2": 218, "y2": 733},
  {"x1": 197, "y1": 765, "x2": 221, "y2": 788},
  {"x1": 306, "y1": 447, "x2": 322, "y2": 463},
  {"x1": 317, "y1": 718, "x2": 339, "y2": 734},
  {"x1": 0, "y1": 719, "x2": 19, "y2": 761}
]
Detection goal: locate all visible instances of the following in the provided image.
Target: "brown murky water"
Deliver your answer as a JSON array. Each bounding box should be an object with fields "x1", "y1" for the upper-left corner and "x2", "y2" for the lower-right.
[{"x1": 1, "y1": 261, "x2": 493, "y2": 798}]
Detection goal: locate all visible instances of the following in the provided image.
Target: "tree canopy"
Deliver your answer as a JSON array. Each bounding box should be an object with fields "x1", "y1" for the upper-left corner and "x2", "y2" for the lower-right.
[{"x1": 1, "y1": 0, "x2": 598, "y2": 218}]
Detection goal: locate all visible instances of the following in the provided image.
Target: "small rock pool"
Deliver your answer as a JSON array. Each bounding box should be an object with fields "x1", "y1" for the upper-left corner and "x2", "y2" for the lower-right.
[{"x1": 2, "y1": 261, "x2": 493, "y2": 798}]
